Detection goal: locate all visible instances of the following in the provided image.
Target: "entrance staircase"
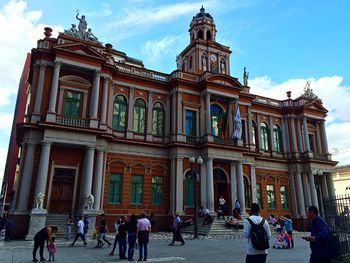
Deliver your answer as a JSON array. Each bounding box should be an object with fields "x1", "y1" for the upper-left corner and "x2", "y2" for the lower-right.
[{"x1": 45, "y1": 214, "x2": 76, "y2": 239}]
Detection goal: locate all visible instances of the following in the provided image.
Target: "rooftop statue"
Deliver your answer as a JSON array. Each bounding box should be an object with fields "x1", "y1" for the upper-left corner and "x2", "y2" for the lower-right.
[
  {"x1": 63, "y1": 11, "x2": 99, "y2": 42},
  {"x1": 303, "y1": 80, "x2": 319, "y2": 99},
  {"x1": 243, "y1": 67, "x2": 249, "y2": 86}
]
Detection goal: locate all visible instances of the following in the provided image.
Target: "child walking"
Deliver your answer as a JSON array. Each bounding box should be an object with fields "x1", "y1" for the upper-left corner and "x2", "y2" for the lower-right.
[{"x1": 48, "y1": 236, "x2": 57, "y2": 261}]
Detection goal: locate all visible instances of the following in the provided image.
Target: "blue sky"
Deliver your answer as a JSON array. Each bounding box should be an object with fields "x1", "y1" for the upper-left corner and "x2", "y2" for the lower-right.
[{"x1": 0, "y1": 0, "x2": 350, "y2": 181}]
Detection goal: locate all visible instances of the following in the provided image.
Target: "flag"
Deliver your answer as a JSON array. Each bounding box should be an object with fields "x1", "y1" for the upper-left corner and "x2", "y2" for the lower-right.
[
  {"x1": 233, "y1": 104, "x2": 242, "y2": 139},
  {"x1": 220, "y1": 102, "x2": 230, "y2": 139}
]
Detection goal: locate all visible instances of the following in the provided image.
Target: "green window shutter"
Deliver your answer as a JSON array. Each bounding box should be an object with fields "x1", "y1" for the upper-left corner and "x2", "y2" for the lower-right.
[
  {"x1": 133, "y1": 99, "x2": 146, "y2": 133},
  {"x1": 108, "y1": 173, "x2": 122, "y2": 203},
  {"x1": 273, "y1": 125, "x2": 282, "y2": 152},
  {"x1": 63, "y1": 90, "x2": 82, "y2": 117},
  {"x1": 151, "y1": 176, "x2": 163, "y2": 204},
  {"x1": 280, "y1": 186, "x2": 289, "y2": 209},
  {"x1": 152, "y1": 103, "x2": 164, "y2": 136},
  {"x1": 113, "y1": 95, "x2": 127, "y2": 131},
  {"x1": 184, "y1": 177, "x2": 195, "y2": 207},
  {"x1": 267, "y1": 184, "x2": 275, "y2": 209},
  {"x1": 131, "y1": 175, "x2": 143, "y2": 204}
]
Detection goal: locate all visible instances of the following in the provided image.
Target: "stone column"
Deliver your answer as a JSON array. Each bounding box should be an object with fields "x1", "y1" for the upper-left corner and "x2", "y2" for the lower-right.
[
  {"x1": 171, "y1": 92, "x2": 176, "y2": 138},
  {"x1": 316, "y1": 122, "x2": 323, "y2": 154},
  {"x1": 230, "y1": 162, "x2": 237, "y2": 213},
  {"x1": 326, "y1": 172, "x2": 336, "y2": 198},
  {"x1": 296, "y1": 119, "x2": 303, "y2": 153},
  {"x1": 295, "y1": 170, "x2": 306, "y2": 217},
  {"x1": 99, "y1": 77, "x2": 109, "y2": 129},
  {"x1": 205, "y1": 92, "x2": 212, "y2": 136},
  {"x1": 32, "y1": 63, "x2": 47, "y2": 123},
  {"x1": 80, "y1": 146, "x2": 95, "y2": 210},
  {"x1": 89, "y1": 70, "x2": 101, "y2": 128},
  {"x1": 302, "y1": 172, "x2": 311, "y2": 207},
  {"x1": 236, "y1": 161, "x2": 246, "y2": 214},
  {"x1": 17, "y1": 143, "x2": 36, "y2": 211},
  {"x1": 200, "y1": 95, "x2": 205, "y2": 138},
  {"x1": 146, "y1": 91, "x2": 153, "y2": 141},
  {"x1": 200, "y1": 161, "x2": 207, "y2": 208},
  {"x1": 308, "y1": 171, "x2": 319, "y2": 208},
  {"x1": 321, "y1": 174, "x2": 329, "y2": 198},
  {"x1": 177, "y1": 90, "x2": 183, "y2": 135},
  {"x1": 33, "y1": 142, "x2": 52, "y2": 209},
  {"x1": 107, "y1": 84, "x2": 114, "y2": 132},
  {"x1": 289, "y1": 171, "x2": 298, "y2": 217},
  {"x1": 126, "y1": 87, "x2": 135, "y2": 139},
  {"x1": 206, "y1": 158, "x2": 215, "y2": 213},
  {"x1": 228, "y1": 100, "x2": 234, "y2": 138},
  {"x1": 303, "y1": 116, "x2": 311, "y2": 152},
  {"x1": 165, "y1": 95, "x2": 171, "y2": 142},
  {"x1": 93, "y1": 150, "x2": 104, "y2": 211},
  {"x1": 256, "y1": 114, "x2": 261, "y2": 149},
  {"x1": 247, "y1": 106, "x2": 253, "y2": 148},
  {"x1": 269, "y1": 116, "x2": 274, "y2": 151},
  {"x1": 281, "y1": 118, "x2": 290, "y2": 155},
  {"x1": 46, "y1": 61, "x2": 62, "y2": 122},
  {"x1": 175, "y1": 157, "x2": 184, "y2": 214},
  {"x1": 320, "y1": 121, "x2": 330, "y2": 154},
  {"x1": 250, "y1": 165, "x2": 257, "y2": 203}
]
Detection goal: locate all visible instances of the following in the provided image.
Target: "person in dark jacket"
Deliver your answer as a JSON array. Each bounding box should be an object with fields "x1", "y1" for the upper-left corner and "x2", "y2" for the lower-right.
[
  {"x1": 32, "y1": 226, "x2": 58, "y2": 262},
  {"x1": 303, "y1": 205, "x2": 330, "y2": 263},
  {"x1": 127, "y1": 214, "x2": 138, "y2": 261},
  {"x1": 118, "y1": 216, "x2": 127, "y2": 259}
]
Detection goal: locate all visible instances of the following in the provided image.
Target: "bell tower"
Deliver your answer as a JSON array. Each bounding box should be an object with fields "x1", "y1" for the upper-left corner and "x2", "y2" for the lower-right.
[{"x1": 176, "y1": 6, "x2": 231, "y2": 75}]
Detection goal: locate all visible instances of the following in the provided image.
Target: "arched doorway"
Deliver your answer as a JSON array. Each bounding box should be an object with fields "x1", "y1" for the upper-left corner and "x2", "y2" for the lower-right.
[{"x1": 213, "y1": 168, "x2": 229, "y2": 213}]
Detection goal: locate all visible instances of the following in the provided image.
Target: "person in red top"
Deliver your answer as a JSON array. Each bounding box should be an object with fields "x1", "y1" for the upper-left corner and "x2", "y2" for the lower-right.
[
  {"x1": 47, "y1": 236, "x2": 57, "y2": 261},
  {"x1": 136, "y1": 212, "x2": 151, "y2": 261}
]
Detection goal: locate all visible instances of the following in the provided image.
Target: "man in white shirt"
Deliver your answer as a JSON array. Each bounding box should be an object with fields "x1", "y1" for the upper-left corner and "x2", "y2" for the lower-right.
[
  {"x1": 243, "y1": 203, "x2": 271, "y2": 263},
  {"x1": 71, "y1": 216, "x2": 87, "y2": 246}
]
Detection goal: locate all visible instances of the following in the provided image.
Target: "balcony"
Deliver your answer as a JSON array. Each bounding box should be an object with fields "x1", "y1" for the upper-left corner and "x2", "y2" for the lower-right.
[{"x1": 56, "y1": 115, "x2": 89, "y2": 128}]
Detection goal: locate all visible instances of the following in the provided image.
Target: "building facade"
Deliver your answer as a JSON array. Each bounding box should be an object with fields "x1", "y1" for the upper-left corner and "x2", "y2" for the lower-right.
[
  {"x1": 6, "y1": 8, "x2": 337, "y2": 238},
  {"x1": 332, "y1": 165, "x2": 350, "y2": 196}
]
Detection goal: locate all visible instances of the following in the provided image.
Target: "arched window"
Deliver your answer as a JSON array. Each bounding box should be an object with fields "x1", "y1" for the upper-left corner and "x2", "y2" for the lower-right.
[
  {"x1": 206, "y1": 30, "x2": 212, "y2": 40},
  {"x1": 244, "y1": 176, "x2": 251, "y2": 208},
  {"x1": 63, "y1": 90, "x2": 82, "y2": 117},
  {"x1": 152, "y1": 102, "x2": 164, "y2": 136},
  {"x1": 184, "y1": 171, "x2": 195, "y2": 207},
  {"x1": 133, "y1": 98, "x2": 146, "y2": 134},
  {"x1": 252, "y1": 120, "x2": 258, "y2": 146},
  {"x1": 182, "y1": 62, "x2": 185, "y2": 71},
  {"x1": 260, "y1": 122, "x2": 269, "y2": 150},
  {"x1": 112, "y1": 95, "x2": 127, "y2": 131},
  {"x1": 198, "y1": 30, "x2": 203, "y2": 39},
  {"x1": 211, "y1": 104, "x2": 224, "y2": 136},
  {"x1": 189, "y1": 55, "x2": 193, "y2": 69},
  {"x1": 273, "y1": 124, "x2": 282, "y2": 152}
]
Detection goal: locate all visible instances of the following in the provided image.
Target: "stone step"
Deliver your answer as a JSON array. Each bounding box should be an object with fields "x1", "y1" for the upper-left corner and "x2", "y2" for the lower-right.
[{"x1": 46, "y1": 214, "x2": 77, "y2": 238}]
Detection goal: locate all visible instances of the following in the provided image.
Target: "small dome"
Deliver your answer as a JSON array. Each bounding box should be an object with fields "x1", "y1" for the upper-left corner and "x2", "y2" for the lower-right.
[{"x1": 192, "y1": 6, "x2": 213, "y2": 21}]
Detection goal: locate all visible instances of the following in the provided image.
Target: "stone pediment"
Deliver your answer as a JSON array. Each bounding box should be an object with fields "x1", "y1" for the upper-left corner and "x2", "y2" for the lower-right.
[
  {"x1": 303, "y1": 99, "x2": 327, "y2": 112},
  {"x1": 54, "y1": 43, "x2": 106, "y2": 60},
  {"x1": 205, "y1": 74, "x2": 243, "y2": 89}
]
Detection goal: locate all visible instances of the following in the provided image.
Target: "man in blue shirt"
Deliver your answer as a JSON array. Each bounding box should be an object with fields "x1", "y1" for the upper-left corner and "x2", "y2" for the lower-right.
[{"x1": 303, "y1": 206, "x2": 330, "y2": 263}]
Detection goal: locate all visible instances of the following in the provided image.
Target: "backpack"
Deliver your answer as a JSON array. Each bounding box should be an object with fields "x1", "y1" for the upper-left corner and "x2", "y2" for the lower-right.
[{"x1": 247, "y1": 218, "x2": 270, "y2": 250}]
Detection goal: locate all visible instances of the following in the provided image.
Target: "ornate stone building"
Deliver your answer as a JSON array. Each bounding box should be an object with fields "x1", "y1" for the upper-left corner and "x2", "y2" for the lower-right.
[{"x1": 7, "y1": 7, "x2": 336, "y2": 238}]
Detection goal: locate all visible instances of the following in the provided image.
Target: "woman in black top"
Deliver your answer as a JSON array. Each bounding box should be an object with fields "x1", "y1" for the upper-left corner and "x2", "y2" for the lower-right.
[
  {"x1": 127, "y1": 214, "x2": 138, "y2": 261},
  {"x1": 32, "y1": 226, "x2": 58, "y2": 262}
]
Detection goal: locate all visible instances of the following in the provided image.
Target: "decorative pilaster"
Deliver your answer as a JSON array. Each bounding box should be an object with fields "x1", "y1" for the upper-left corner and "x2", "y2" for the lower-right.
[
  {"x1": 80, "y1": 146, "x2": 95, "y2": 210},
  {"x1": 247, "y1": 106, "x2": 253, "y2": 149},
  {"x1": 205, "y1": 92, "x2": 212, "y2": 142},
  {"x1": 281, "y1": 118, "x2": 290, "y2": 157},
  {"x1": 46, "y1": 61, "x2": 62, "y2": 122},
  {"x1": 302, "y1": 172, "x2": 311, "y2": 207},
  {"x1": 165, "y1": 95, "x2": 171, "y2": 142},
  {"x1": 171, "y1": 92, "x2": 176, "y2": 140},
  {"x1": 296, "y1": 119, "x2": 303, "y2": 153},
  {"x1": 290, "y1": 118, "x2": 298, "y2": 158},
  {"x1": 32, "y1": 64, "x2": 47, "y2": 123},
  {"x1": 169, "y1": 156, "x2": 175, "y2": 215},
  {"x1": 250, "y1": 165, "x2": 257, "y2": 203},
  {"x1": 200, "y1": 161, "x2": 207, "y2": 208},
  {"x1": 303, "y1": 116, "x2": 311, "y2": 152},
  {"x1": 89, "y1": 70, "x2": 101, "y2": 128},
  {"x1": 126, "y1": 87, "x2": 135, "y2": 139},
  {"x1": 175, "y1": 157, "x2": 184, "y2": 214},
  {"x1": 146, "y1": 91, "x2": 153, "y2": 141},
  {"x1": 17, "y1": 143, "x2": 36, "y2": 212},
  {"x1": 176, "y1": 90, "x2": 183, "y2": 141},
  {"x1": 107, "y1": 84, "x2": 114, "y2": 133},
  {"x1": 200, "y1": 95, "x2": 205, "y2": 138},
  {"x1": 289, "y1": 171, "x2": 298, "y2": 218},
  {"x1": 99, "y1": 77, "x2": 109, "y2": 129}
]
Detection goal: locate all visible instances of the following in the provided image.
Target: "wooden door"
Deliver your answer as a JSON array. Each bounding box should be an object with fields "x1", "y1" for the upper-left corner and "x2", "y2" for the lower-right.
[{"x1": 50, "y1": 168, "x2": 75, "y2": 213}]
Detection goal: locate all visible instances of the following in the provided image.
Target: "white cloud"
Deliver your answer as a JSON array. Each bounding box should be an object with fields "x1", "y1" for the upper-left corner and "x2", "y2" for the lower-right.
[
  {"x1": 249, "y1": 76, "x2": 350, "y2": 165},
  {"x1": 86, "y1": 3, "x2": 113, "y2": 17},
  {"x1": 142, "y1": 35, "x2": 185, "y2": 63},
  {"x1": 0, "y1": 146, "x2": 8, "y2": 183},
  {"x1": 0, "y1": 113, "x2": 13, "y2": 135},
  {"x1": 0, "y1": 0, "x2": 63, "y2": 108}
]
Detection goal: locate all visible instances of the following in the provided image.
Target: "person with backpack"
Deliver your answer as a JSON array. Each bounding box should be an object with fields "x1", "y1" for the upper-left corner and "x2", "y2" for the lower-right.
[
  {"x1": 243, "y1": 203, "x2": 271, "y2": 263},
  {"x1": 303, "y1": 205, "x2": 332, "y2": 263}
]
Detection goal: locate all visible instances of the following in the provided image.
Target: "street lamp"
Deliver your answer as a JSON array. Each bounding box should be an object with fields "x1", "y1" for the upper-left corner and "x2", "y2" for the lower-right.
[{"x1": 189, "y1": 155, "x2": 203, "y2": 239}]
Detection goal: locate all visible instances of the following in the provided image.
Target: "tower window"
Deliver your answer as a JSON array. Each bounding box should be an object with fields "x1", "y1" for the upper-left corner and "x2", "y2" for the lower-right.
[
  {"x1": 189, "y1": 56, "x2": 193, "y2": 69},
  {"x1": 207, "y1": 30, "x2": 211, "y2": 40},
  {"x1": 198, "y1": 30, "x2": 203, "y2": 39}
]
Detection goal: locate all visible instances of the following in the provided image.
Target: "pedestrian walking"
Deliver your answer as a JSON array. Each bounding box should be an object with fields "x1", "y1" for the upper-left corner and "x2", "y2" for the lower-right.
[
  {"x1": 127, "y1": 214, "x2": 138, "y2": 261},
  {"x1": 137, "y1": 212, "x2": 151, "y2": 261},
  {"x1": 32, "y1": 226, "x2": 58, "y2": 262},
  {"x1": 281, "y1": 215, "x2": 294, "y2": 248},
  {"x1": 109, "y1": 217, "x2": 120, "y2": 255},
  {"x1": 243, "y1": 203, "x2": 271, "y2": 263},
  {"x1": 118, "y1": 215, "x2": 127, "y2": 259},
  {"x1": 65, "y1": 214, "x2": 73, "y2": 240},
  {"x1": 96, "y1": 214, "x2": 111, "y2": 248},
  {"x1": 71, "y1": 216, "x2": 87, "y2": 246},
  {"x1": 169, "y1": 213, "x2": 185, "y2": 246},
  {"x1": 302, "y1": 205, "x2": 331, "y2": 263}
]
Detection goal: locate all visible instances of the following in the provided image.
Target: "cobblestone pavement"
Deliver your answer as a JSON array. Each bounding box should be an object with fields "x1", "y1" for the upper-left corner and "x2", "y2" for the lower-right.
[{"x1": 0, "y1": 232, "x2": 311, "y2": 263}]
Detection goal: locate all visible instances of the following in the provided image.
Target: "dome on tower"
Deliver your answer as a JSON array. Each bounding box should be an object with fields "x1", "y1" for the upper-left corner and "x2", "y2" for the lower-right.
[{"x1": 192, "y1": 6, "x2": 213, "y2": 22}]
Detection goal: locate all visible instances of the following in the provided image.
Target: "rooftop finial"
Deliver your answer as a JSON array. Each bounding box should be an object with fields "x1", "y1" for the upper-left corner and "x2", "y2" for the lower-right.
[{"x1": 200, "y1": 5, "x2": 205, "y2": 13}]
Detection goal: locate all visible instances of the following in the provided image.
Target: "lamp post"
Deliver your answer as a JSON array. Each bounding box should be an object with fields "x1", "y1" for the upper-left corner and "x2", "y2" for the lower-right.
[{"x1": 189, "y1": 155, "x2": 203, "y2": 239}]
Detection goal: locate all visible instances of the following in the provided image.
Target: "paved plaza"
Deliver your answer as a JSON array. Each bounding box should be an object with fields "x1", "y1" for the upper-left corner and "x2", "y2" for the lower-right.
[{"x1": 0, "y1": 232, "x2": 311, "y2": 263}]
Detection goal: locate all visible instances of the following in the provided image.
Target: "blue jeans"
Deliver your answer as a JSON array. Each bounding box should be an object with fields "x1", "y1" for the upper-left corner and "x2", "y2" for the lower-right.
[
  {"x1": 119, "y1": 235, "x2": 127, "y2": 258},
  {"x1": 127, "y1": 232, "x2": 137, "y2": 260},
  {"x1": 66, "y1": 225, "x2": 71, "y2": 240},
  {"x1": 138, "y1": 231, "x2": 149, "y2": 261}
]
